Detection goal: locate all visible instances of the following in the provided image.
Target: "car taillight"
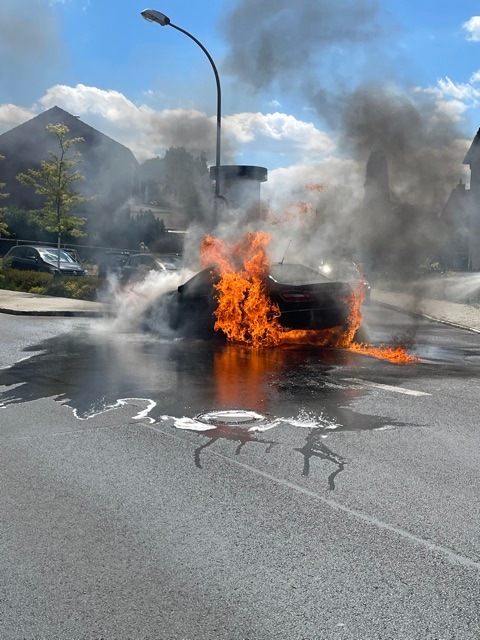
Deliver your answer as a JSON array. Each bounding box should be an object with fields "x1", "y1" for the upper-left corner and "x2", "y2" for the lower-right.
[{"x1": 279, "y1": 290, "x2": 314, "y2": 303}]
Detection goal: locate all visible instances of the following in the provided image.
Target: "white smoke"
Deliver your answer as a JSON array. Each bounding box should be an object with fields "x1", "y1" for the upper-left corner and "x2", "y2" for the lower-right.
[{"x1": 107, "y1": 268, "x2": 195, "y2": 334}]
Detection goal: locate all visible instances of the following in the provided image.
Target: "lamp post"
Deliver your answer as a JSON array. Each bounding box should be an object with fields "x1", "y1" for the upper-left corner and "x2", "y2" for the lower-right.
[{"x1": 141, "y1": 9, "x2": 222, "y2": 225}]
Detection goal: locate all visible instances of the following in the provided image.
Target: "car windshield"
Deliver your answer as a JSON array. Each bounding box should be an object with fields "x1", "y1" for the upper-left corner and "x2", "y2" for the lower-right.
[
  {"x1": 269, "y1": 263, "x2": 332, "y2": 285},
  {"x1": 38, "y1": 248, "x2": 77, "y2": 263},
  {"x1": 155, "y1": 256, "x2": 182, "y2": 270},
  {"x1": 319, "y1": 258, "x2": 362, "y2": 281}
]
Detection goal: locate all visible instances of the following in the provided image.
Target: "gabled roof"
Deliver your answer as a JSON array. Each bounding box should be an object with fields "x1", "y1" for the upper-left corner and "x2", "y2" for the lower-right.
[
  {"x1": 0, "y1": 105, "x2": 138, "y2": 166},
  {"x1": 463, "y1": 128, "x2": 480, "y2": 165},
  {"x1": 0, "y1": 105, "x2": 140, "y2": 215}
]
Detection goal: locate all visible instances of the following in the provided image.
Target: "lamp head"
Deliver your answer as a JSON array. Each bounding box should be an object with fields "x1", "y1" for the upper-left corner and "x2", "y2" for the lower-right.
[{"x1": 141, "y1": 9, "x2": 171, "y2": 26}]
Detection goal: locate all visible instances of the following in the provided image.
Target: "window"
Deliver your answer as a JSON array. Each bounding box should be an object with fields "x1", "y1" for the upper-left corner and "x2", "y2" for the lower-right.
[
  {"x1": 9, "y1": 246, "x2": 26, "y2": 258},
  {"x1": 25, "y1": 248, "x2": 39, "y2": 261}
]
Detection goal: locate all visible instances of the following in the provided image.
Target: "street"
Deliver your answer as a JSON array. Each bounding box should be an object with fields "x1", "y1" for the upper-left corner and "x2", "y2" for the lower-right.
[{"x1": 1, "y1": 303, "x2": 480, "y2": 639}]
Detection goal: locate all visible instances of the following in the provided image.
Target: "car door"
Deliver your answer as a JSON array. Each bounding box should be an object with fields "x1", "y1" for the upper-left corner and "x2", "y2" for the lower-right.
[
  {"x1": 24, "y1": 247, "x2": 41, "y2": 271},
  {"x1": 9, "y1": 246, "x2": 28, "y2": 270}
]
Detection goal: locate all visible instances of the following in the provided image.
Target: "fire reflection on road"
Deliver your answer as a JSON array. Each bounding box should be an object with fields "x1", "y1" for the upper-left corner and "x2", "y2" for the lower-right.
[{"x1": 0, "y1": 328, "x2": 411, "y2": 489}]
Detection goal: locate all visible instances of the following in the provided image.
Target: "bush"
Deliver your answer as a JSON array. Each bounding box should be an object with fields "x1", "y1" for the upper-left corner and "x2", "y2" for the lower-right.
[
  {"x1": 0, "y1": 268, "x2": 99, "y2": 300},
  {"x1": 28, "y1": 286, "x2": 49, "y2": 295},
  {"x1": 3, "y1": 269, "x2": 53, "y2": 291},
  {"x1": 416, "y1": 258, "x2": 442, "y2": 278},
  {"x1": 44, "y1": 275, "x2": 99, "y2": 301}
]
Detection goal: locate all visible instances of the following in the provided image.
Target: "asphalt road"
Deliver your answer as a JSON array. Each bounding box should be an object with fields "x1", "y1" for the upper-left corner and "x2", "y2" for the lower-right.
[{"x1": 1, "y1": 304, "x2": 480, "y2": 639}]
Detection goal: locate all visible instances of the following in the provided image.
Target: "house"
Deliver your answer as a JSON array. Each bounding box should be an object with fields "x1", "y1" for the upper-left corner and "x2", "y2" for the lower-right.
[
  {"x1": 0, "y1": 106, "x2": 140, "y2": 243},
  {"x1": 462, "y1": 128, "x2": 480, "y2": 269},
  {"x1": 442, "y1": 128, "x2": 480, "y2": 270}
]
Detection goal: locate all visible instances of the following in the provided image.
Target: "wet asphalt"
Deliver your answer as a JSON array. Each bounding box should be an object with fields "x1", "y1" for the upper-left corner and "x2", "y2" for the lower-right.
[{"x1": 1, "y1": 305, "x2": 480, "y2": 639}]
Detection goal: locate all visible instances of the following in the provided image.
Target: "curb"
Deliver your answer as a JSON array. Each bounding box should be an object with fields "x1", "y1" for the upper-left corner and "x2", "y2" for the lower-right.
[
  {"x1": 0, "y1": 307, "x2": 111, "y2": 317},
  {"x1": 372, "y1": 300, "x2": 480, "y2": 335}
]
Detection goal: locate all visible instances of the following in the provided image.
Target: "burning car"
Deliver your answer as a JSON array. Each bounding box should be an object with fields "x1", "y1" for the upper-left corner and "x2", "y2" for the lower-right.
[
  {"x1": 318, "y1": 257, "x2": 371, "y2": 302},
  {"x1": 164, "y1": 262, "x2": 353, "y2": 337}
]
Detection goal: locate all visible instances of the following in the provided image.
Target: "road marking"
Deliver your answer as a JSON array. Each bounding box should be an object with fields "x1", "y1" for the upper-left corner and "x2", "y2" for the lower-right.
[
  {"x1": 342, "y1": 378, "x2": 430, "y2": 396},
  {"x1": 144, "y1": 423, "x2": 480, "y2": 573}
]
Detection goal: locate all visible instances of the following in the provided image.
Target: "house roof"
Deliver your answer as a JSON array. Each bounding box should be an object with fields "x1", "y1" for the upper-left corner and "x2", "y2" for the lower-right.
[
  {"x1": 463, "y1": 128, "x2": 480, "y2": 165},
  {"x1": 0, "y1": 105, "x2": 138, "y2": 166}
]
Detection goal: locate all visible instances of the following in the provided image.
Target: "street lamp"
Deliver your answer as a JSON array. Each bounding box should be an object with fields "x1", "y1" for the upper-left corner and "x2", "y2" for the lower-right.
[{"x1": 141, "y1": 8, "x2": 222, "y2": 224}]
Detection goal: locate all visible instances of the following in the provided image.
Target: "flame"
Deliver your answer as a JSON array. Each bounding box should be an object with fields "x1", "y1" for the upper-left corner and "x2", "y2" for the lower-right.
[
  {"x1": 201, "y1": 232, "x2": 282, "y2": 348},
  {"x1": 305, "y1": 182, "x2": 327, "y2": 192},
  {"x1": 200, "y1": 232, "x2": 419, "y2": 363}
]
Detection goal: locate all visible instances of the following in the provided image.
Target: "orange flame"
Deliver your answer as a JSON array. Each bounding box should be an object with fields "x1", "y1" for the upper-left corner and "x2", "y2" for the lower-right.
[
  {"x1": 305, "y1": 182, "x2": 327, "y2": 192},
  {"x1": 200, "y1": 232, "x2": 419, "y2": 363},
  {"x1": 201, "y1": 232, "x2": 282, "y2": 348}
]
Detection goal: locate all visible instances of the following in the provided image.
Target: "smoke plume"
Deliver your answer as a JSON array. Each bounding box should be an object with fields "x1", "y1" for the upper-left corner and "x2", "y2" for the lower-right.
[
  {"x1": 0, "y1": 0, "x2": 65, "y2": 103},
  {"x1": 220, "y1": 0, "x2": 470, "y2": 278}
]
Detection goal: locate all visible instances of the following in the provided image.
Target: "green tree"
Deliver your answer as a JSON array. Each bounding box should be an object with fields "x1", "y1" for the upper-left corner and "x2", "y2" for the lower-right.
[
  {"x1": 2, "y1": 207, "x2": 53, "y2": 243},
  {"x1": 16, "y1": 123, "x2": 93, "y2": 269},
  {"x1": 0, "y1": 155, "x2": 9, "y2": 236}
]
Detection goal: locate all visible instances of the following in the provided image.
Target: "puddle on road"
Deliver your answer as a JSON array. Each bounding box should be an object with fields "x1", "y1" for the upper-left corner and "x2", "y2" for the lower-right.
[{"x1": 0, "y1": 330, "x2": 412, "y2": 489}]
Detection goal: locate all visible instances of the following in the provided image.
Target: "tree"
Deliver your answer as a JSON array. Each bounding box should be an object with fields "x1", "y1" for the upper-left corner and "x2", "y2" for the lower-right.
[
  {"x1": 163, "y1": 147, "x2": 210, "y2": 219},
  {"x1": 16, "y1": 123, "x2": 93, "y2": 269},
  {"x1": 140, "y1": 147, "x2": 211, "y2": 222},
  {"x1": 128, "y1": 210, "x2": 166, "y2": 249},
  {"x1": 0, "y1": 155, "x2": 9, "y2": 236}
]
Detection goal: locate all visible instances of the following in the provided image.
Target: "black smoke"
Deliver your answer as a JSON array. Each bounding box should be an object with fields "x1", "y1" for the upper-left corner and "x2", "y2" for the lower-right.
[{"x1": 220, "y1": 0, "x2": 469, "y2": 277}]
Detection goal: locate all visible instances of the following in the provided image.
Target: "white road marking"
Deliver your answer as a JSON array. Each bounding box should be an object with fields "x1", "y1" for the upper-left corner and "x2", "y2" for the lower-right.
[
  {"x1": 342, "y1": 378, "x2": 430, "y2": 396},
  {"x1": 145, "y1": 422, "x2": 480, "y2": 572}
]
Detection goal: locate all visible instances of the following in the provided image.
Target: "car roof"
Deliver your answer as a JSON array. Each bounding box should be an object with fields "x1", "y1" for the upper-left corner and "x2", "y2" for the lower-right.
[
  {"x1": 129, "y1": 252, "x2": 181, "y2": 257},
  {"x1": 8, "y1": 245, "x2": 69, "y2": 251},
  {"x1": 269, "y1": 263, "x2": 334, "y2": 284},
  {"x1": 185, "y1": 263, "x2": 337, "y2": 285}
]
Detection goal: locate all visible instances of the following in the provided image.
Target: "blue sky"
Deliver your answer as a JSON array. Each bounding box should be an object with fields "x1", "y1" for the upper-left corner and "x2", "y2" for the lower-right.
[{"x1": 1, "y1": 0, "x2": 480, "y2": 204}]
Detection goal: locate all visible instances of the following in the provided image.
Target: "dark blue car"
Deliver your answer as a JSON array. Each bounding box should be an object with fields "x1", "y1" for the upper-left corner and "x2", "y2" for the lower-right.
[{"x1": 5, "y1": 245, "x2": 86, "y2": 276}]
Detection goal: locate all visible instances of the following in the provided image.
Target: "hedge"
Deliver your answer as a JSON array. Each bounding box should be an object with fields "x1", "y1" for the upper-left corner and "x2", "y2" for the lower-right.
[{"x1": 0, "y1": 267, "x2": 99, "y2": 301}]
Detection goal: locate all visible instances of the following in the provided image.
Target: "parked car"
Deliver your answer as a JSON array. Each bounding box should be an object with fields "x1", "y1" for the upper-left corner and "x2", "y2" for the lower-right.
[
  {"x1": 318, "y1": 257, "x2": 371, "y2": 302},
  {"x1": 162, "y1": 263, "x2": 353, "y2": 335},
  {"x1": 97, "y1": 250, "x2": 132, "y2": 278},
  {"x1": 121, "y1": 252, "x2": 183, "y2": 283},
  {"x1": 4, "y1": 245, "x2": 86, "y2": 276}
]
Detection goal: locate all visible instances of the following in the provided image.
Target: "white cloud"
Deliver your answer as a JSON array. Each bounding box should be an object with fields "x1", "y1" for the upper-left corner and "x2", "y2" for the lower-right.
[
  {"x1": 223, "y1": 111, "x2": 336, "y2": 161},
  {"x1": 21, "y1": 84, "x2": 337, "y2": 167},
  {"x1": 0, "y1": 104, "x2": 36, "y2": 134},
  {"x1": 0, "y1": 83, "x2": 345, "y2": 209},
  {"x1": 470, "y1": 70, "x2": 480, "y2": 83},
  {"x1": 35, "y1": 84, "x2": 217, "y2": 162},
  {"x1": 421, "y1": 77, "x2": 480, "y2": 121},
  {"x1": 463, "y1": 16, "x2": 480, "y2": 41},
  {"x1": 434, "y1": 77, "x2": 480, "y2": 102},
  {"x1": 38, "y1": 84, "x2": 152, "y2": 124}
]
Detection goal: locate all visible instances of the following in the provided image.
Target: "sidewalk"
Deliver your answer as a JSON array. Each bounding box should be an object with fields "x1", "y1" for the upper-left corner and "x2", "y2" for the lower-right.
[
  {"x1": 0, "y1": 289, "x2": 110, "y2": 317},
  {"x1": 1, "y1": 287, "x2": 480, "y2": 333},
  {"x1": 372, "y1": 289, "x2": 480, "y2": 333}
]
